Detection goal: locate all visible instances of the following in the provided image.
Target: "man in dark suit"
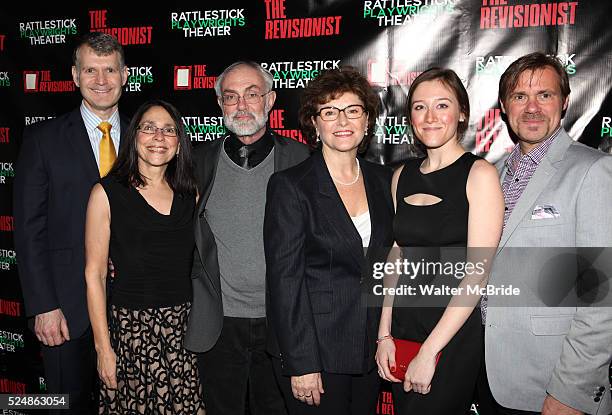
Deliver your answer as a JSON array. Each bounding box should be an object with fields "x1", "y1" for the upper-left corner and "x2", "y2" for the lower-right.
[
  {"x1": 184, "y1": 61, "x2": 309, "y2": 415},
  {"x1": 13, "y1": 32, "x2": 128, "y2": 413}
]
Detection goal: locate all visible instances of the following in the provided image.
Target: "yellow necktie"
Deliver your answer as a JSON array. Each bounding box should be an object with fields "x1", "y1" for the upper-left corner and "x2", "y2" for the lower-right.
[{"x1": 97, "y1": 121, "x2": 116, "y2": 177}]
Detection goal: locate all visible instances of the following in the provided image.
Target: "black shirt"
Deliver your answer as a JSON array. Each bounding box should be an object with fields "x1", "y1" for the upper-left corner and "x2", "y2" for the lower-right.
[
  {"x1": 224, "y1": 130, "x2": 275, "y2": 169},
  {"x1": 100, "y1": 176, "x2": 195, "y2": 309}
]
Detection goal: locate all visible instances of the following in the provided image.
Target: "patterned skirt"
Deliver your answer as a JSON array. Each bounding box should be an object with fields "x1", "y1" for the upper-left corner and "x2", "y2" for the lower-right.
[{"x1": 100, "y1": 303, "x2": 206, "y2": 414}]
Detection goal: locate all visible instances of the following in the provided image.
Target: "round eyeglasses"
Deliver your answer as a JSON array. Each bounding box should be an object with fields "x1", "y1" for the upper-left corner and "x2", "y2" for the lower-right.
[{"x1": 316, "y1": 104, "x2": 366, "y2": 121}]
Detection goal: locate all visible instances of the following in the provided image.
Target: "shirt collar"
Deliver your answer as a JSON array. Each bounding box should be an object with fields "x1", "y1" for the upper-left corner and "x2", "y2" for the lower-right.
[
  {"x1": 80, "y1": 101, "x2": 120, "y2": 136},
  {"x1": 224, "y1": 129, "x2": 274, "y2": 155},
  {"x1": 505, "y1": 126, "x2": 561, "y2": 173}
]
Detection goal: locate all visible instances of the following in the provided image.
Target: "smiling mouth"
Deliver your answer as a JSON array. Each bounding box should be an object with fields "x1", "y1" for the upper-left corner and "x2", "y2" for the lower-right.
[
  {"x1": 146, "y1": 146, "x2": 168, "y2": 153},
  {"x1": 333, "y1": 131, "x2": 353, "y2": 136}
]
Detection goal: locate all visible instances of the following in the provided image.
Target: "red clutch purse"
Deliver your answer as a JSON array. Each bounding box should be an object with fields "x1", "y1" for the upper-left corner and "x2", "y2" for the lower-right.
[{"x1": 390, "y1": 338, "x2": 441, "y2": 381}]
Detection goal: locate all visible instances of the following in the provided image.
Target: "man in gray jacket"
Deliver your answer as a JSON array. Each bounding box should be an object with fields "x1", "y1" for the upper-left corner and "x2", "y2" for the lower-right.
[{"x1": 484, "y1": 52, "x2": 612, "y2": 415}]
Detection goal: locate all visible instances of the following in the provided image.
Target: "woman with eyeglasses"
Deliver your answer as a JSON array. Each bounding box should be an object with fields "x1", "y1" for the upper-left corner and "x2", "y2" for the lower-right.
[
  {"x1": 84, "y1": 100, "x2": 205, "y2": 414},
  {"x1": 264, "y1": 67, "x2": 394, "y2": 414}
]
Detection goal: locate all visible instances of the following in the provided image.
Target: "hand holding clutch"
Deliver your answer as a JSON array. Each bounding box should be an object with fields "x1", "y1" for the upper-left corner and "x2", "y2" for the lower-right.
[
  {"x1": 375, "y1": 336, "x2": 401, "y2": 383},
  {"x1": 403, "y1": 349, "x2": 439, "y2": 394},
  {"x1": 391, "y1": 338, "x2": 441, "y2": 394}
]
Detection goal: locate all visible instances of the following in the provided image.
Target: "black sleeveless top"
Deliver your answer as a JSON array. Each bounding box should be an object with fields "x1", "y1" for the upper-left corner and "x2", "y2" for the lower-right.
[
  {"x1": 390, "y1": 151, "x2": 486, "y2": 415},
  {"x1": 393, "y1": 152, "x2": 479, "y2": 247},
  {"x1": 391, "y1": 152, "x2": 480, "y2": 340},
  {"x1": 100, "y1": 176, "x2": 195, "y2": 309}
]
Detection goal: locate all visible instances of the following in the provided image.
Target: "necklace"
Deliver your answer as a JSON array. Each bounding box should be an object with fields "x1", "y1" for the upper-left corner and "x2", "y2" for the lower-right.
[{"x1": 331, "y1": 159, "x2": 360, "y2": 186}]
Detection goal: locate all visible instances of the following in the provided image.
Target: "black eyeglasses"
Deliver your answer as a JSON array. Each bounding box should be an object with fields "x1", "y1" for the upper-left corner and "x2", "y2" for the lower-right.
[
  {"x1": 316, "y1": 104, "x2": 366, "y2": 121},
  {"x1": 219, "y1": 91, "x2": 272, "y2": 106}
]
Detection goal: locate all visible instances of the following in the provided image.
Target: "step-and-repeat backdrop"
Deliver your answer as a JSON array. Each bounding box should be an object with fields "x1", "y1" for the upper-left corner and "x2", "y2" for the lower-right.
[{"x1": 1, "y1": 1, "x2": 611, "y2": 413}]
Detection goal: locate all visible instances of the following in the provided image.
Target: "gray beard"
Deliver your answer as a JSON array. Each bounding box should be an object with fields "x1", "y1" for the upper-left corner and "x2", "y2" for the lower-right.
[{"x1": 224, "y1": 109, "x2": 269, "y2": 137}]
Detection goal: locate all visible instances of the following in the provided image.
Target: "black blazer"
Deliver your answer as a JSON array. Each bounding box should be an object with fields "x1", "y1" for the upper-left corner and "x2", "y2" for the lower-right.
[
  {"x1": 184, "y1": 130, "x2": 310, "y2": 353},
  {"x1": 13, "y1": 107, "x2": 127, "y2": 338},
  {"x1": 264, "y1": 151, "x2": 394, "y2": 376}
]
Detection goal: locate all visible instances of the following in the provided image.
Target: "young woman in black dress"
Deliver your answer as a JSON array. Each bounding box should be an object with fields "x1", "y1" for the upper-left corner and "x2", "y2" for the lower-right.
[{"x1": 375, "y1": 68, "x2": 504, "y2": 414}]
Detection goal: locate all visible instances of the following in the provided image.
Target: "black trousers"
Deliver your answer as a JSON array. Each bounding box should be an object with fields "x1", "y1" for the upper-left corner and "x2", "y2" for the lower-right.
[
  {"x1": 197, "y1": 316, "x2": 287, "y2": 415},
  {"x1": 40, "y1": 325, "x2": 96, "y2": 415},
  {"x1": 273, "y1": 358, "x2": 380, "y2": 415}
]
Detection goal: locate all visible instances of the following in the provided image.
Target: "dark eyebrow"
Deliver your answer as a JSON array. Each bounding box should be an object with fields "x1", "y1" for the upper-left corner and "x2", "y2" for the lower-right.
[
  {"x1": 511, "y1": 89, "x2": 554, "y2": 96},
  {"x1": 411, "y1": 97, "x2": 452, "y2": 104},
  {"x1": 140, "y1": 120, "x2": 175, "y2": 127}
]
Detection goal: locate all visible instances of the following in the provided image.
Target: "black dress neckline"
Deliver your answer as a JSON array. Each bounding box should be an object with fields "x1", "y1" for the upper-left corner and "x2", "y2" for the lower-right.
[
  {"x1": 418, "y1": 152, "x2": 470, "y2": 176},
  {"x1": 133, "y1": 187, "x2": 176, "y2": 217}
]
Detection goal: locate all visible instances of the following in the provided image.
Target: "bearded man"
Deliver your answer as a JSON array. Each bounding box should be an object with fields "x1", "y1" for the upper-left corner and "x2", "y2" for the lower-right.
[{"x1": 185, "y1": 61, "x2": 310, "y2": 415}]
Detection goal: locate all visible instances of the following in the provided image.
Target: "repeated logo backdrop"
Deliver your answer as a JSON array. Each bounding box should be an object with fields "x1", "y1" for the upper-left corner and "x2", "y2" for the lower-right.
[{"x1": 1, "y1": 1, "x2": 611, "y2": 413}]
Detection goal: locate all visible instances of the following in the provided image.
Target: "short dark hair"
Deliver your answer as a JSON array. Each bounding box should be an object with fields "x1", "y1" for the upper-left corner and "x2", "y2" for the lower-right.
[
  {"x1": 110, "y1": 100, "x2": 197, "y2": 196},
  {"x1": 72, "y1": 32, "x2": 125, "y2": 69},
  {"x1": 499, "y1": 52, "x2": 570, "y2": 103},
  {"x1": 407, "y1": 67, "x2": 470, "y2": 142},
  {"x1": 298, "y1": 66, "x2": 379, "y2": 152}
]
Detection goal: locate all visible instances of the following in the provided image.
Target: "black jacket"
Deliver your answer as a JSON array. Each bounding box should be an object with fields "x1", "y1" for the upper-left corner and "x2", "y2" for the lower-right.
[
  {"x1": 264, "y1": 151, "x2": 394, "y2": 376},
  {"x1": 13, "y1": 107, "x2": 127, "y2": 338}
]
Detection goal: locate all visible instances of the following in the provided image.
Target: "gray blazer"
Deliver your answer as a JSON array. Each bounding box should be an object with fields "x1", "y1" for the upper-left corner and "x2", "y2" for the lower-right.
[
  {"x1": 184, "y1": 131, "x2": 310, "y2": 353},
  {"x1": 485, "y1": 129, "x2": 612, "y2": 414}
]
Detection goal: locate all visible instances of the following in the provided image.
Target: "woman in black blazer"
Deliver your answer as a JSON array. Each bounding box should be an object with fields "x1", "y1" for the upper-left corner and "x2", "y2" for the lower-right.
[{"x1": 264, "y1": 67, "x2": 394, "y2": 415}]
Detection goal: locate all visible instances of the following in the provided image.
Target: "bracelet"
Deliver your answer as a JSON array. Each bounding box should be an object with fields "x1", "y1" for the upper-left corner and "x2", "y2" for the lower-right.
[{"x1": 376, "y1": 334, "x2": 393, "y2": 344}]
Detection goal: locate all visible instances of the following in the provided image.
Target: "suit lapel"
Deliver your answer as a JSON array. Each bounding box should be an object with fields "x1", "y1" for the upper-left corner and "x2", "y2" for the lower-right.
[
  {"x1": 196, "y1": 138, "x2": 223, "y2": 217},
  {"x1": 362, "y1": 161, "x2": 383, "y2": 255},
  {"x1": 192, "y1": 138, "x2": 224, "y2": 297},
  {"x1": 313, "y1": 152, "x2": 364, "y2": 265},
  {"x1": 273, "y1": 131, "x2": 296, "y2": 172},
  {"x1": 118, "y1": 115, "x2": 129, "y2": 153},
  {"x1": 499, "y1": 131, "x2": 572, "y2": 248},
  {"x1": 66, "y1": 108, "x2": 99, "y2": 182}
]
